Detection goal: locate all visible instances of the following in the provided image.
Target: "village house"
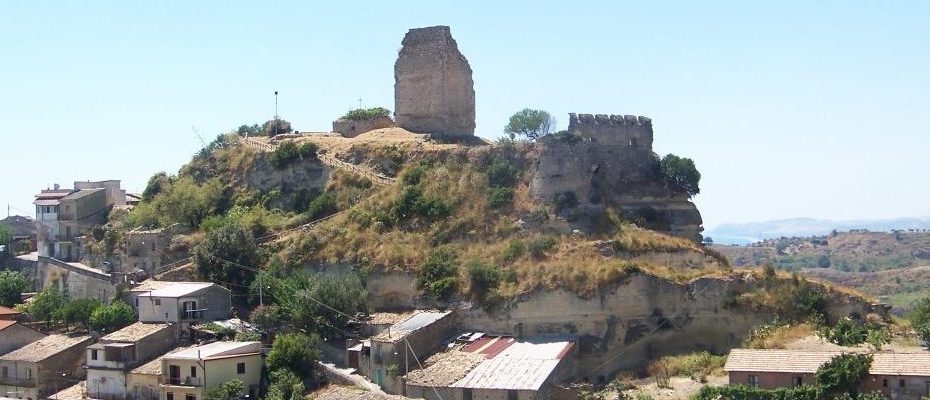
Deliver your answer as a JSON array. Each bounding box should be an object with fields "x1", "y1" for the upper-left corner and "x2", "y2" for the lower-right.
[
  {"x1": 0, "y1": 321, "x2": 45, "y2": 356},
  {"x1": 725, "y1": 349, "x2": 930, "y2": 400},
  {"x1": 355, "y1": 310, "x2": 455, "y2": 393},
  {"x1": 126, "y1": 346, "x2": 194, "y2": 400},
  {"x1": 0, "y1": 334, "x2": 95, "y2": 400},
  {"x1": 404, "y1": 334, "x2": 577, "y2": 400},
  {"x1": 130, "y1": 282, "x2": 231, "y2": 339},
  {"x1": 86, "y1": 322, "x2": 177, "y2": 400},
  {"x1": 158, "y1": 341, "x2": 263, "y2": 400},
  {"x1": 123, "y1": 227, "x2": 172, "y2": 275}
]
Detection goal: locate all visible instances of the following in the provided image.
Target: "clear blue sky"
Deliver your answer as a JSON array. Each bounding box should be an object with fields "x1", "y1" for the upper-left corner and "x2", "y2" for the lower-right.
[{"x1": 2, "y1": 1, "x2": 928, "y2": 230}]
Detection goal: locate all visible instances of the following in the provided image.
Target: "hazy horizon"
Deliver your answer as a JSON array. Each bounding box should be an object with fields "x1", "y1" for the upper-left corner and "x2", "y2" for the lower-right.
[{"x1": 3, "y1": 1, "x2": 928, "y2": 229}]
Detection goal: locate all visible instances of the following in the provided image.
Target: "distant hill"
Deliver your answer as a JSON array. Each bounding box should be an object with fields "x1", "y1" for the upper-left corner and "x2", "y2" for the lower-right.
[
  {"x1": 707, "y1": 216, "x2": 930, "y2": 244},
  {"x1": 0, "y1": 215, "x2": 35, "y2": 237}
]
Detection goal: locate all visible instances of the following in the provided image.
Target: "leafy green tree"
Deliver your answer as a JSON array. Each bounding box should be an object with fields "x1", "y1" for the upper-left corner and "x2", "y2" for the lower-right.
[
  {"x1": 270, "y1": 271, "x2": 367, "y2": 337},
  {"x1": 910, "y1": 297, "x2": 930, "y2": 328},
  {"x1": 158, "y1": 177, "x2": 225, "y2": 227},
  {"x1": 417, "y1": 247, "x2": 459, "y2": 300},
  {"x1": 915, "y1": 323, "x2": 930, "y2": 348},
  {"x1": 504, "y1": 109, "x2": 555, "y2": 140},
  {"x1": 142, "y1": 172, "x2": 173, "y2": 201},
  {"x1": 249, "y1": 304, "x2": 285, "y2": 332},
  {"x1": 267, "y1": 369, "x2": 305, "y2": 400},
  {"x1": 659, "y1": 154, "x2": 701, "y2": 197},
  {"x1": 0, "y1": 270, "x2": 29, "y2": 307},
  {"x1": 0, "y1": 224, "x2": 12, "y2": 256},
  {"x1": 30, "y1": 286, "x2": 67, "y2": 329},
  {"x1": 205, "y1": 378, "x2": 245, "y2": 400},
  {"x1": 56, "y1": 298, "x2": 101, "y2": 331},
  {"x1": 816, "y1": 353, "x2": 872, "y2": 398},
  {"x1": 193, "y1": 222, "x2": 263, "y2": 295},
  {"x1": 466, "y1": 259, "x2": 500, "y2": 302},
  {"x1": 237, "y1": 123, "x2": 263, "y2": 136},
  {"x1": 267, "y1": 333, "x2": 321, "y2": 386},
  {"x1": 89, "y1": 301, "x2": 135, "y2": 333},
  {"x1": 306, "y1": 191, "x2": 337, "y2": 220}
]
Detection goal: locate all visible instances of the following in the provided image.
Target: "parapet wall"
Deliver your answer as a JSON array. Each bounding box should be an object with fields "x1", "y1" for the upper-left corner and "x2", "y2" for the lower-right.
[
  {"x1": 568, "y1": 113, "x2": 653, "y2": 149},
  {"x1": 332, "y1": 116, "x2": 394, "y2": 138}
]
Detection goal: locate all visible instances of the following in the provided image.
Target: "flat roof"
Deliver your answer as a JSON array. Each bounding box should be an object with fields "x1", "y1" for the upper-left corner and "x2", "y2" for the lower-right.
[
  {"x1": 0, "y1": 334, "x2": 92, "y2": 362},
  {"x1": 101, "y1": 322, "x2": 171, "y2": 343},
  {"x1": 136, "y1": 282, "x2": 216, "y2": 298},
  {"x1": 373, "y1": 310, "x2": 451, "y2": 342},
  {"x1": 131, "y1": 346, "x2": 196, "y2": 375},
  {"x1": 726, "y1": 349, "x2": 930, "y2": 377},
  {"x1": 167, "y1": 341, "x2": 261, "y2": 360},
  {"x1": 60, "y1": 188, "x2": 104, "y2": 201},
  {"x1": 34, "y1": 199, "x2": 61, "y2": 206}
]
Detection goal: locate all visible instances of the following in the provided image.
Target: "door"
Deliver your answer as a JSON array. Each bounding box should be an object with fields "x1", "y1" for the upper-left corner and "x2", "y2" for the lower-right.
[
  {"x1": 168, "y1": 365, "x2": 181, "y2": 385},
  {"x1": 375, "y1": 369, "x2": 383, "y2": 386}
]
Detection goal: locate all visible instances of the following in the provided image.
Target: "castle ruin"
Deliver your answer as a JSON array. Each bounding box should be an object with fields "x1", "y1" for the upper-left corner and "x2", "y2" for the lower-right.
[
  {"x1": 531, "y1": 113, "x2": 704, "y2": 242},
  {"x1": 394, "y1": 26, "x2": 476, "y2": 140}
]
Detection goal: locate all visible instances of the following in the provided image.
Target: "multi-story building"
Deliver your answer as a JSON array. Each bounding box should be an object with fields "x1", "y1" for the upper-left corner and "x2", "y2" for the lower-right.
[
  {"x1": 130, "y1": 282, "x2": 231, "y2": 339},
  {"x1": 159, "y1": 342, "x2": 263, "y2": 400},
  {"x1": 0, "y1": 334, "x2": 95, "y2": 400},
  {"x1": 86, "y1": 323, "x2": 177, "y2": 400}
]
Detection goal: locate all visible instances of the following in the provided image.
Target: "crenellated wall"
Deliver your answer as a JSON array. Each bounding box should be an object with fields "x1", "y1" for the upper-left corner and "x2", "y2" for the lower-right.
[{"x1": 530, "y1": 112, "x2": 703, "y2": 242}]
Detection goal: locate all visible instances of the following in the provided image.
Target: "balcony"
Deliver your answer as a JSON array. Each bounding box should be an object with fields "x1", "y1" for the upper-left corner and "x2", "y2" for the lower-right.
[
  {"x1": 182, "y1": 310, "x2": 204, "y2": 321},
  {"x1": 160, "y1": 375, "x2": 202, "y2": 387},
  {"x1": 0, "y1": 376, "x2": 36, "y2": 387}
]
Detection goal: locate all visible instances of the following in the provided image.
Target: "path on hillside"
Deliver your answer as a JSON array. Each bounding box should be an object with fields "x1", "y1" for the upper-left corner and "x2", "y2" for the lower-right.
[{"x1": 241, "y1": 136, "x2": 396, "y2": 186}]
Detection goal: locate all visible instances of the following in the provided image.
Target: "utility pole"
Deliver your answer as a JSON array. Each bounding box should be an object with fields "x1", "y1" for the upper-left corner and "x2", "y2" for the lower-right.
[
  {"x1": 258, "y1": 273, "x2": 263, "y2": 306},
  {"x1": 357, "y1": 97, "x2": 363, "y2": 109},
  {"x1": 274, "y1": 91, "x2": 279, "y2": 137}
]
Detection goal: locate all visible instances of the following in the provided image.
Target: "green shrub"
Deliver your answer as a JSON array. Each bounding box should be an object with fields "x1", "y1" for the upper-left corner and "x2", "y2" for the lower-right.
[
  {"x1": 269, "y1": 141, "x2": 316, "y2": 169},
  {"x1": 89, "y1": 301, "x2": 135, "y2": 333},
  {"x1": 390, "y1": 187, "x2": 451, "y2": 224},
  {"x1": 341, "y1": 107, "x2": 391, "y2": 121},
  {"x1": 487, "y1": 158, "x2": 518, "y2": 187},
  {"x1": 817, "y1": 318, "x2": 889, "y2": 348},
  {"x1": 502, "y1": 240, "x2": 525, "y2": 262},
  {"x1": 401, "y1": 162, "x2": 431, "y2": 186},
  {"x1": 267, "y1": 333, "x2": 321, "y2": 385},
  {"x1": 467, "y1": 260, "x2": 501, "y2": 301},
  {"x1": 659, "y1": 154, "x2": 700, "y2": 197},
  {"x1": 307, "y1": 191, "x2": 337, "y2": 220},
  {"x1": 417, "y1": 247, "x2": 459, "y2": 300},
  {"x1": 695, "y1": 385, "x2": 820, "y2": 400},
  {"x1": 487, "y1": 187, "x2": 514, "y2": 209},
  {"x1": 528, "y1": 236, "x2": 558, "y2": 259},
  {"x1": 0, "y1": 270, "x2": 29, "y2": 307}
]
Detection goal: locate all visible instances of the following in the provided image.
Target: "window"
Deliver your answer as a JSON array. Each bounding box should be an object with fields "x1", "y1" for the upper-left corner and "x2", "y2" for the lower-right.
[
  {"x1": 190, "y1": 366, "x2": 197, "y2": 377},
  {"x1": 883, "y1": 379, "x2": 889, "y2": 387},
  {"x1": 748, "y1": 375, "x2": 759, "y2": 387},
  {"x1": 507, "y1": 390, "x2": 518, "y2": 400},
  {"x1": 900, "y1": 379, "x2": 906, "y2": 388},
  {"x1": 793, "y1": 376, "x2": 803, "y2": 387},
  {"x1": 463, "y1": 388, "x2": 473, "y2": 400},
  {"x1": 92, "y1": 349, "x2": 99, "y2": 360},
  {"x1": 237, "y1": 362, "x2": 246, "y2": 374},
  {"x1": 167, "y1": 392, "x2": 174, "y2": 400},
  {"x1": 185, "y1": 395, "x2": 195, "y2": 400},
  {"x1": 1, "y1": 366, "x2": 6, "y2": 377},
  {"x1": 154, "y1": 299, "x2": 161, "y2": 306},
  {"x1": 26, "y1": 368, "x2": 32, "y2": 379}
]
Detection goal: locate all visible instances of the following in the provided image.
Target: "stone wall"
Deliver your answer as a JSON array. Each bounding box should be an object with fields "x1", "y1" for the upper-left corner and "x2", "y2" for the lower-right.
[
  {"x1": 530, "y1": 113, "x2": 703, "y2": 242},
  {"x1": 332, "y1": 116, "x2": 394, "y2": 138},
  {"x1": 394, "y1": 26, "x2": 475, "y2": 140}
]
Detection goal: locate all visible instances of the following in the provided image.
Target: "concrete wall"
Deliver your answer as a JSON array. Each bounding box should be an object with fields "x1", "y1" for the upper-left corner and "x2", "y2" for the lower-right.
[
  {"x1": 369, "y1": 312, "x2": 456, "y2": 393},
  {"x1": 160, "y1": 353, "x2": 262, "y2": 400},
  {"x1": 124, "y1": 231, "x2": 166, "y2": 274},
  {"x1": 333, "y1": 116, "x2": 394, "y2": 138},
  {"x1": 137, "y1": 286, "x2": 231, "y2": 325},
  {"x1": 0, "y1": 336, "x2": 95, "y2": 398},
  {"x1": 126, "y1": 373, "x2": 159, "y2": 400},
  {"x1": 87, "y1": 368, "x2": 126, "y2": 399},
  {"x1": 75, "y1": 180, "x2": 126, "y2": 207},
  {"x1": 728, "y1": 371, "x2": 816, "y2": 389},
  {"x1": 0, "y1": 324, "x2": 44, "y2": 356}
]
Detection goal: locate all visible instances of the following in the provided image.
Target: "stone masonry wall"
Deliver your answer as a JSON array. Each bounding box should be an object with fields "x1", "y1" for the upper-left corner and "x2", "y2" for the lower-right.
[
  {"x1": 394, "y1": 26, "x2": 475, "y2": 140},
  {"x1": 332, "y1": 116, "x2": 394, "y2": 138}
]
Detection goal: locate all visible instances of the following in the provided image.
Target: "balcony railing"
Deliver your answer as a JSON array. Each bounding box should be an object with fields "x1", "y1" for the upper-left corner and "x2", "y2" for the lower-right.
[
  {"x1": 161, "y1": 376, "x2": 202, "y2": 387},
  {"x1": 182, "y1": 310, "x2": 203, "y2": 321},
  {"x1": 0, "y1": 376, "x2": 36, "y2": 387}
]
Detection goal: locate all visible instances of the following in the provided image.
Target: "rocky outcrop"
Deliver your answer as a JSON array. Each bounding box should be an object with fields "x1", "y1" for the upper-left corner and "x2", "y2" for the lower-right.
[
  {"x1": 394, "y1": 26, "x2": 475, "y2": 140},
  {"x1": 530, "y1": 113, "x2": 703, "y2": 242},
  {"x1": 245, "y1": 154, "x2": 331, "y2": 210},
  {"x1": 332, "y1": 116, "x2": 394, "y2": 138}
]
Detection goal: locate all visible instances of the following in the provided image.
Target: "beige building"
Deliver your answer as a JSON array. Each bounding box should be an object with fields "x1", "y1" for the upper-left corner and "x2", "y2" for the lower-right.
[
  {"x1": 86, "y1": 322, "x2": 178, "y2": 400},
  {"x1": 0, "y1": 334, "x2": 95, "y2": 400},
  {"x1": 726, "y1": 349, "x2": 930, "y2": 400},
  {"x1": 159, "y1": 342, "x2": 263, "y2": 400},
  {"x1": 0, "y1": 321, "x2": 45, "y2": 356},
  {"x1": 127, "y1": 346, "x2": 194, "y2": 400}
]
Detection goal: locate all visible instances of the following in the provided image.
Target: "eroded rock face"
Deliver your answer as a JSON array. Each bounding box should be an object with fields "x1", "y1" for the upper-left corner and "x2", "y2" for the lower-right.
[
  {"x1": 394, "y1": 26, "x2": 475, "y2": 140},
  {"x1": 530, "y1": 113, "x2": 704, "y2": 242}
]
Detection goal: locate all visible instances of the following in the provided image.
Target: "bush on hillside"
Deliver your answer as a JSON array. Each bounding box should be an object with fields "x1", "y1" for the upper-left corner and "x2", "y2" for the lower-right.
[
  {"x1": 270, "y1": 141, "x2": 317, "y2": 169},
  {"x1": 193, "y1": 223, "x2": 263, "y2": 295},
  {"x1": 390, "y1": 187, "x2": 451, "y2": 224},
  {"x1": 267, "y1": 333, "x2": 322, "y2": 386},
  {"x1": 528, "y1": 236, "x2": 558, "y2": 259},
  {"x1": 487, "y1": 187, "x2": 514, "y2": 209},
  {"x1": 502, "y1": 240, "x2": 526, "y2": 262},
  {"x1": 306, "y1": 191, "x2": 337, "y2": 220},
  {"x1": 341, "y1": 107, "x2": 391, "y2": 121},
  {"x1": 417, "y1": 247, "x2": 459, "y2": 300},
  {"x1": 467, "y1": 259, "x2": 501, "y2": 302}
]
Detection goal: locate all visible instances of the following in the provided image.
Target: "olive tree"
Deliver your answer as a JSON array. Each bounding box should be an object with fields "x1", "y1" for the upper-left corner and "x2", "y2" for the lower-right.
[{"x1": 504, "y1": 109, "x2": 556, "y2": 140}]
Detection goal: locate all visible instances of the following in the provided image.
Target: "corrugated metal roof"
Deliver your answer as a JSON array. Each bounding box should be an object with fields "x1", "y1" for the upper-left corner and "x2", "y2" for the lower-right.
[
  {"x1": 373, "y1": 310, "x2": 450, "y2": 342},
  {"x1": 450, "y1": 338, "x2": 574, "y2": 391},
  {"x1": 725, "y1": 349, "x2": 930, "y2": 376}
]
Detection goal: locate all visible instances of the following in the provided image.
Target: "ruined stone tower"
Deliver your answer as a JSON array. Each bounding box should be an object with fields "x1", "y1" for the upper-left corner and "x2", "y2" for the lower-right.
[{"x1": 394, "y1": 26, "x2": 476, "y2": 140}]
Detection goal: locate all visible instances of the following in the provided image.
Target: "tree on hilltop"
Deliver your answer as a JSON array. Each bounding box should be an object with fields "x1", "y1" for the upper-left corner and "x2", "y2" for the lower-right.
[
  {"x1": 659, "y1": 154, "x2": 701, "y2": 198},
  {"x1": 341, "y1": 107, "x2": 391, "y2": 121},
  {"x1": 263, "y1": 119, "x2": 293, "y2": 137},
  {"x1": 504, "y1": 109, "x2": 556, "y2": 140}
]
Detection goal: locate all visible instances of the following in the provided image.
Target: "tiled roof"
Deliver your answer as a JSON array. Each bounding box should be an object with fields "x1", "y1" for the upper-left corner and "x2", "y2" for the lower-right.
[
  {"x1": 101, "y1": 322, "x2": 171, "y2": 343},
  {"x1": 725, "y1": 349, "x2": 930, "y2": 377},
  {"x1": 0, "y1": 320, "x2": 17, "y2": 331},
  {"x1": 0, "y1": 334, "x2": 92, "y2": 362},
  {"x1": 0, "y1": 306, "x2": 21, "y2": 316}
]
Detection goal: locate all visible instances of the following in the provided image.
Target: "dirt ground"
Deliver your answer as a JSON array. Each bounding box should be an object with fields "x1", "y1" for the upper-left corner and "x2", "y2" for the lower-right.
[{"x1": 618, "y1": 376, "x2": 728, "y2": 400}]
